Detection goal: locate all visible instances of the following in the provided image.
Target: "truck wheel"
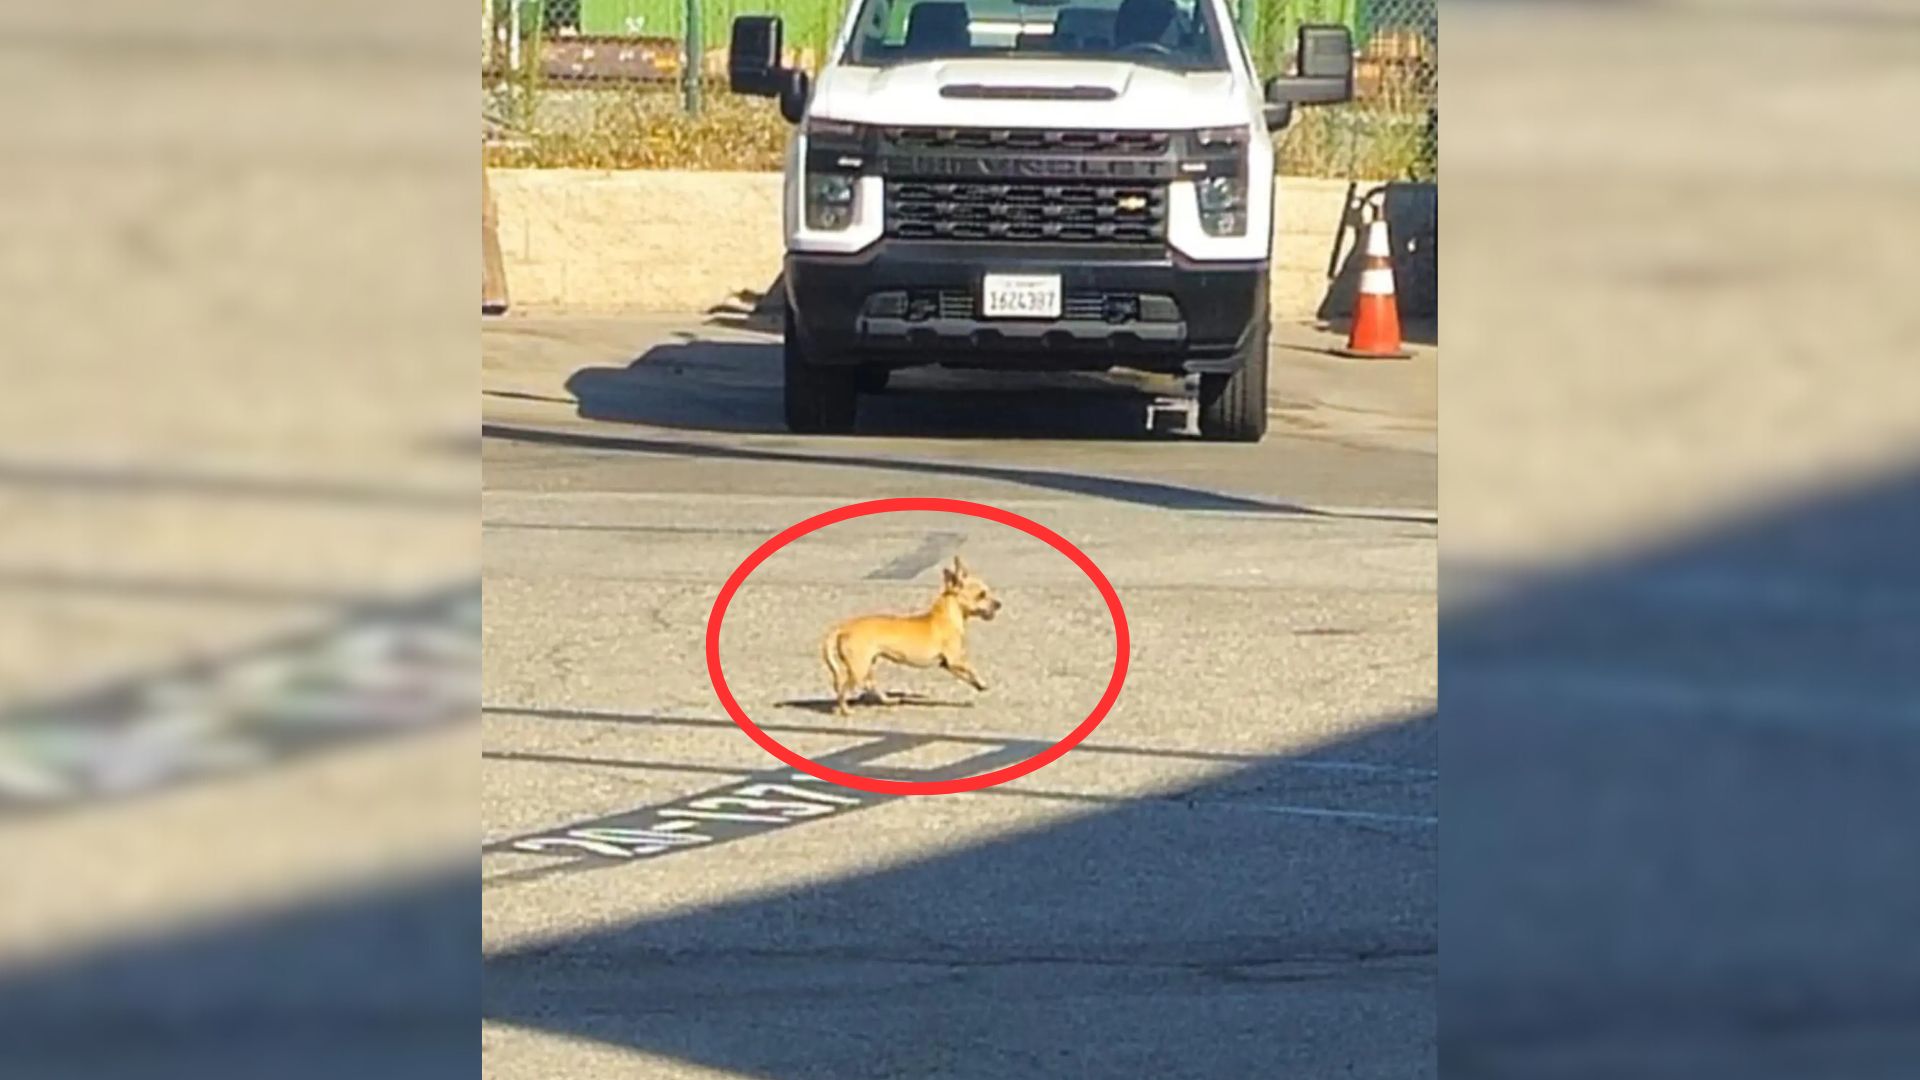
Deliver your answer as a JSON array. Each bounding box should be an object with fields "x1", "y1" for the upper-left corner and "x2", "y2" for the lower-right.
[
  {"x1": 854, "y1": 367, "x2": 891, "y2": 394},
  {"x1": 1197, "y1": 317, "x2": 1270, "y2": 443},
  {"x1": 784, "y1": 307, "x2": 857, "y2": 434}
]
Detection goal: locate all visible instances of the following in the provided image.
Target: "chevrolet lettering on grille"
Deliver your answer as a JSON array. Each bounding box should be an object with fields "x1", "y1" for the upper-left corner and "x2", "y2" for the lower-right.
[{"x1": 881, "y1": 156, "x2": 1174, "y2": 180}]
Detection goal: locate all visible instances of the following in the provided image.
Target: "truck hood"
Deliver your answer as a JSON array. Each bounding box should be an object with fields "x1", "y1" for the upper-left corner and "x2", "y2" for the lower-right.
[{"x1": 808, "y1": 59, "x2": 1248, "y2": 131}]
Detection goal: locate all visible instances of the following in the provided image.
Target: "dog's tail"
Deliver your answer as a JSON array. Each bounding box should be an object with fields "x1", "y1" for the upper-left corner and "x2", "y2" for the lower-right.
[{"x1": 820, "y1": 626, "x2": 851, "y2": 695}]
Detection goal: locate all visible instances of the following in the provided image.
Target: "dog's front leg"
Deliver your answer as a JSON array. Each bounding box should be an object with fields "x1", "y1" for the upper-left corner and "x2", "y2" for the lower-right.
[{"x1": 941, "y1": 654, "x2": 989, "y2": 693}]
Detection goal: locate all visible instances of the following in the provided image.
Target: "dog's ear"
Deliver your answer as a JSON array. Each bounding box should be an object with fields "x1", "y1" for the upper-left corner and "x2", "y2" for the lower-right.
[
  {"x1": 951, "y1": 554, "x2": 969, "y2": 577},
  {"x1": 941, "y1": 564, "x2": 961, "y2": 589}
]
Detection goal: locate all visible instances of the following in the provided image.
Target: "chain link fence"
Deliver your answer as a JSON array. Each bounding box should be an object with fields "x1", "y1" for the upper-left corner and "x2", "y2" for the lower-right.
[
  {"x1": 1246, "y1": 0, "x2": 1435, "y2": 179},
  {"x1": 482, "y1": 0, "x2": 1433, "y2": 178}
]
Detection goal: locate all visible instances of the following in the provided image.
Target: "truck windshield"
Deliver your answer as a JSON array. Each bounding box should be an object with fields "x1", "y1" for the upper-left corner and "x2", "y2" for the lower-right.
[{"x1": 841, "y1": 0, "x2": 1230, "y2": 72}]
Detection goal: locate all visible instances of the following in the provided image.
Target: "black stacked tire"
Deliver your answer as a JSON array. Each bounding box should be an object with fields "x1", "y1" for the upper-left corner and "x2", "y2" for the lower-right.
[
  {"x1": 854, "y1": 367, "x2": 891, "y2": 394},
  {"x1": 1197, "y1": 315, "x2": 1270, "y2": 442},
  {"x1": 783, "y1": 306, "x2": 858, "y2": 434}
]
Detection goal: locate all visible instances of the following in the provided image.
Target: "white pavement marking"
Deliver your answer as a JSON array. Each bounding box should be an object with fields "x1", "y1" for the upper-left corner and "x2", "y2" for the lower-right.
[{"x1": 480, "y1": 722, "x2": 1436, "y2": 835}]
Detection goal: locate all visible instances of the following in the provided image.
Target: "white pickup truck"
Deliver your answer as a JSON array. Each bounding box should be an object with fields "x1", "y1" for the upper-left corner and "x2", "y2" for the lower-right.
[{"x1": 728, "y1": 0, "x2": 1353, "y2": 440}]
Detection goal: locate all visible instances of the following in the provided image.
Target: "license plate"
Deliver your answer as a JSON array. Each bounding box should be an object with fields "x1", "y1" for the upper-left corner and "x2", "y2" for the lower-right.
[{"x1": 981, "y1": 274, "x2": 1062, "y2": 319}]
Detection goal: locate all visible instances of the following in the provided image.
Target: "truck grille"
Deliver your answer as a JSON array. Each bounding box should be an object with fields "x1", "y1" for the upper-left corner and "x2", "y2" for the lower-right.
[
  {"x1": 886, "y1": 181, "x2": 1166, "y2": 244},
  {"x1": 882, "y1": 127, "x2": 1171, "y2": 155}
]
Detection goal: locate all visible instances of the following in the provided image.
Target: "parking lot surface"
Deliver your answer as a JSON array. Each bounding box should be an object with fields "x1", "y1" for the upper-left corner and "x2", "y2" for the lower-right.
[{"x1": 481, "y1": 315, "x2": 1438, "y2": 1077}]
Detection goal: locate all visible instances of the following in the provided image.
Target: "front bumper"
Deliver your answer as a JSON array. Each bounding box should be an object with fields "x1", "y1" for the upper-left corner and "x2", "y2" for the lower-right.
[{"x1": 784, "y1": 241, "x2": 1267, "y2": 374}]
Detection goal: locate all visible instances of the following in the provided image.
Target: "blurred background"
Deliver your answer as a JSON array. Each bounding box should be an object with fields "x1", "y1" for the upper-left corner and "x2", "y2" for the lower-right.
[
  {"x1": 0, "y1": 0, "x2": 477, "y2": 1075},
  {"x1": 1444, "y1": 0, "x2": 1920, "y2": 1076}
]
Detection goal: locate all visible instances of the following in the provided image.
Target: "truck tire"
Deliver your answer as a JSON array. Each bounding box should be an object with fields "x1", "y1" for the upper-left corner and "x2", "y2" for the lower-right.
[
  {"x1": 1197, "y1": 316, "x2": 1270, "y2": 443},
  {"x1": 784, "y1": 306, "x2": 857, "y2": 434}
]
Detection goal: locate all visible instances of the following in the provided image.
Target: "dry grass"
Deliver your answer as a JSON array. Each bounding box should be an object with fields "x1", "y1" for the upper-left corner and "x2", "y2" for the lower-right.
[
  {"x1": 1277, "y1": 57, "x2": 1437, "y2": 181},
  {"x1": 485, "y1": 86, "x2": 793, "y2": 171},
  {"x1": 1274, "y1": 104, "x2": 1435, "y2": 182}
]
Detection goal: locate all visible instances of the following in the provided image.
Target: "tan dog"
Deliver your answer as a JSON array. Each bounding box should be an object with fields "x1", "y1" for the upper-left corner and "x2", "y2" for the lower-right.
[{"x1": 820, "y1": 556, "x2": 1002, "y2": 716}]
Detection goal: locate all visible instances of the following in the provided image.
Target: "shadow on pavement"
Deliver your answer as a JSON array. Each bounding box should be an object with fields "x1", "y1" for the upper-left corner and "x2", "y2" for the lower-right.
[
  {"x1": 566, "y1": 338, "x2": 1180, "y2": 442},
  {"x1": 0, "y1": 864, "x2": 476, "y2": 1080},
  {"x1": 481, "y1": 713, "x2": 1439, "y2": 1079},
  {"x1": 702, "y1": 282, "x2": 784, "y2": 337},
  {"x1": 1443, "y1": 461, "x2": 1920, "y2": 1077},
  {"x1": 480, "y1": 422, "x2": 1437, "y2": 524},
  {"x1": 774, "y1": 695, "x2": 976, "y2": 716}
]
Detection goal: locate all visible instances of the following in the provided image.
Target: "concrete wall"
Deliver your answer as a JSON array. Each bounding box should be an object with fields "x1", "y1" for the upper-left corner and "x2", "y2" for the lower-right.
[
  {"x1": 490, "y1": 170, "x2": 788, "y2": 313},
  {"x1": 490, "y1": 169, "x2": 1435, "y2": 322}
]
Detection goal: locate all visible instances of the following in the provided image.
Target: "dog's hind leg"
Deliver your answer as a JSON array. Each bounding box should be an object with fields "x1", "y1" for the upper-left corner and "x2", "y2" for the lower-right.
[
  {"x1": 822, "y1": 629, "x2": 853, "y2": 716},
  {"x1": 860, "y1": 665, "x2": 900, "y2": 706},
  {"x1": 844, "y1": 648, "x2": 887, "y2": 708}
]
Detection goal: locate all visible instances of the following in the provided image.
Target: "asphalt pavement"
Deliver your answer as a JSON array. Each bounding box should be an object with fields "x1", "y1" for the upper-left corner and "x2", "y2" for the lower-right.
[{"x1": 480, "y1": 315, "x2": 1438, "y2": 1078}]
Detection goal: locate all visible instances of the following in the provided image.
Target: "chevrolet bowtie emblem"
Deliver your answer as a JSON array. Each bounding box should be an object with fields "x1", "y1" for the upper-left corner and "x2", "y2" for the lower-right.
[{"x1": 1116, "y1": 195, "x2": 1148, "y2": 211}]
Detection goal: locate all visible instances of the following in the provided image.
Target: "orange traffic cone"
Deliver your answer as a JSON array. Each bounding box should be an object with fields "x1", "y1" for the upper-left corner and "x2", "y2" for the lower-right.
[{"x1": 1336, "y1": 217, "x2": 1411, "y2": 359}]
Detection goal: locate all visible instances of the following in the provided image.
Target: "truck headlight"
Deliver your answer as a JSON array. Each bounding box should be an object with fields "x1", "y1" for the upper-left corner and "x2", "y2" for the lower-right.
[
  {"x1": 805, "y1": 172, "x2": 857, "y2": 231},
  {"x1": 801, "y1": 118, "x2": 866, "y2": 233},
  {"x1": 1196, "y1": 175, "x2": 1247, "y2": 237},
  {"x1": 1189, "y1": 126, "x2": 1249, "y2": 238}
]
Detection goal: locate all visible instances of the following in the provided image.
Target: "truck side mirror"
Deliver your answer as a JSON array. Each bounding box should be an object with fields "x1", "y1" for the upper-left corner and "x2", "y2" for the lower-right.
[
  {"x1": 778, "y1": 69, "x2": 812, "y2": 124},
  {"x1": 730, "y1": 15, "x2": 811, "y2": 124},
  {"x1": 1263, "y1": 23, "x2": 1354, "y2": 127},
  {"x1": 729, "y1": 16, "x2": 786, "y2": 97}
]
